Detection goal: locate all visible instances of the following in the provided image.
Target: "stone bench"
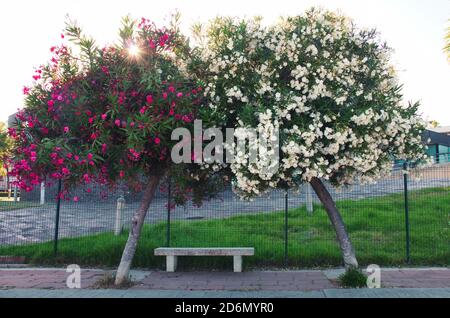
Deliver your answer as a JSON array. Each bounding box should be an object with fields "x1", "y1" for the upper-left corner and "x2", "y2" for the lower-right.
[{"x1": 154, "y1": 247, "x2": 255, "y2": 272}]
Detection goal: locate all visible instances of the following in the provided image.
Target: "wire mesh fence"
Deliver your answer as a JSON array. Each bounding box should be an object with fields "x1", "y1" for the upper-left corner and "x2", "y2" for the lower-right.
[{"x1": 0, "y1": 161, "x2": 449, "y2": 269}]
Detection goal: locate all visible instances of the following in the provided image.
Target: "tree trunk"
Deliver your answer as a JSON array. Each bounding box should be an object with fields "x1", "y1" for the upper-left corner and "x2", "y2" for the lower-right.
[
  {"x1": 310, "y1": 177, "x2": 358, "y2": 269},
  {"x1": 115, "y1": 174, "x2": 162, "y2": 285}
]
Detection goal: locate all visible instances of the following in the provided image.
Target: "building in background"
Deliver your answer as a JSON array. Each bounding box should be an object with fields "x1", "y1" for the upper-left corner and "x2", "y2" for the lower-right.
[
  {"x1": 423, "y1": 128, "x2": 450, "y2": 164},
  {"x1": 428, "y1": 126, "x2": 450, "y2": 136},
  {"x1": 7, "y1": 113, "x2": 17, "y2": 128}
]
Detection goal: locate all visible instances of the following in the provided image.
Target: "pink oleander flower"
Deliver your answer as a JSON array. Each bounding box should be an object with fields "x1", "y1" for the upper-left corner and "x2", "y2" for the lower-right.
[
  {"x1": 87, "y1": 153, "x2": 93, "y2": 160},
  {"x1": 101, "y1": 113, "x2": 107, "y2": 120},
  {"x1": 154, "y1": 137, "x2": 161, "y2": 145},
  {"x1": 8, "y1": 127, "x2": 17, "y2": 138},
  {"x1": 182, "y1": 115, "x2": 192, "y2": 123},
  {"x1": 146, "y1": 95, "x2": 153, "y2": 104},
  {"x1": 176, "y1": 92, "x2": 183, "y2": 98},
  {"x1": 73, "y1": 196, "x2": 79, "y2": 202},
  {"x1": 101, "y1": 66, "x2": 109, "y2": 75},
  {"x1": 115, "y1": 119, "x2": 121, "y2": 127},
  {"x1": 119, "y1": 171, "x2": 125, "y2": 178},
  {"x1": 63, "y1": 126, "x2": 69, "y2": 133}
]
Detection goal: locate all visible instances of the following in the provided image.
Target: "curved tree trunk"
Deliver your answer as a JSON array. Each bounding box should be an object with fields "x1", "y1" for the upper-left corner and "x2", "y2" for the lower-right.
[
  {"x1": 115, "y1": 174, "x2": 162, "y2": 285},
  {"x1": 310, "y1": 177, "x2": 358, "y2": 269}
]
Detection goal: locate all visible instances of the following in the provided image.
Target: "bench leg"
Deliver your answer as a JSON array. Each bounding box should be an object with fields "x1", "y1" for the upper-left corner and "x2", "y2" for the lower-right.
[
  {"x1": 166, "y1": 256, "x2": 178, "y2": 272},
  {"x1": 233, "y1": 255, "x2": 242, "y2": 272}
]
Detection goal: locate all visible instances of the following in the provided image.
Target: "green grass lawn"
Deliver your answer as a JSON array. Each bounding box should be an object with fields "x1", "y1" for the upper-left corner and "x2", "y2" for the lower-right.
[{"x1": 0, "y1": 187, "x2": 449, "y2": 270}]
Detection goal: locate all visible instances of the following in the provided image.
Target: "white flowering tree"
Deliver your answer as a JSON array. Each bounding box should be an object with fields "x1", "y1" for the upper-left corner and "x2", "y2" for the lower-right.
[{"x1": 191, "y1": 9, "x2": 428, "y2": 268}]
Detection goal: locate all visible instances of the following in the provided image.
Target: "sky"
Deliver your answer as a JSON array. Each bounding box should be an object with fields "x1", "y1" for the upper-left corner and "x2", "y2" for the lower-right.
[{"x1": 0, "y1": 0, "x2": 449, "y2": 125}]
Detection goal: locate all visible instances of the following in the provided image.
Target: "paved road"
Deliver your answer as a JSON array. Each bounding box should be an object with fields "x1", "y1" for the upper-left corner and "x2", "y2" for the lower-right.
[{"x1": 1, "y1": 165, "x2": 449, "y2": 245}]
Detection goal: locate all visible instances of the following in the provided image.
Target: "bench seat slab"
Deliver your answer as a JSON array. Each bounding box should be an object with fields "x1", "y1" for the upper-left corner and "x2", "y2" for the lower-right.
[{"x1": 155, "y1": 247, "x2": 254, "y2": 256}]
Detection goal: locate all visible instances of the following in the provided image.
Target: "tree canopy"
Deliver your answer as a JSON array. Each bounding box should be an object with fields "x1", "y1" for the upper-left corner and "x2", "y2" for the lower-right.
[
  {"x1": 191, "y1": 9, "x2": 428, "y2": 198},
  {"x1": 8, "y1": 16, "x2": 221, "y2": 204}
]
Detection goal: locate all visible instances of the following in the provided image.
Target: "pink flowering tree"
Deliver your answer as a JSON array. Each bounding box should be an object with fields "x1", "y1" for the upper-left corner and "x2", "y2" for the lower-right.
[{"x1": 8, "y1": 16, "x2": 222, "y2": 284}]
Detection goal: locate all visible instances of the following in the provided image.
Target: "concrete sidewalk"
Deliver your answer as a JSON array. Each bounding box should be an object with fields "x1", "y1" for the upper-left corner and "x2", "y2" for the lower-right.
[
  {"x1": 1, "y1": 288, "x2": 450, "y2": 298},
  {"x1": 0, "y1": 267, "x2": 449, "y2": 298}
]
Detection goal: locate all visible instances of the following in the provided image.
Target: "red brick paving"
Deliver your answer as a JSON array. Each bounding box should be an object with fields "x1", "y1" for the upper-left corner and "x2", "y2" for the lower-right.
[
  {"x1": 0, "y1": 268, "x2": 449, "y2": 291},
  {"x1": 132, "y1": 271, "x2": 337, "y2": 291},
  {"x1": 0, "y1": 269, "x2": 104, "y2": 289},
  {"x1": 380, "y1": 269, "x2": 450, "y2": 288}
]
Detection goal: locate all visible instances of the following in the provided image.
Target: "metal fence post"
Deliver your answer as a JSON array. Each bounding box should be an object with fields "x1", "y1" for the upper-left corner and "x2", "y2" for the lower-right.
[
  {"x1": 305, "y1": 183, "x2": 313, "y2": 215},
  {"x1": 7, "y1": 174, "x2": 11, "y2": 199},
  {"x1": 403, "y1": 162, "x2": 411, "y2": 264},
  {"x1": 13, "y1": 185, "x2": 18, "y2": 202},
  {"x1": 284, "y1": 190, "x2": 288, "y2": 267},
  {"x1": 114, "y1": 194, "x2": 125, "y2": 236},
  {"x1": 40, "y1": 182, "x2": 46, "y2": 205},
  {"x1": 166, "y1": 178, "x2": 171, "y2": 247},
  {"x1": 54, "y1": 179, "x2": 62, "y2": 256}
]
